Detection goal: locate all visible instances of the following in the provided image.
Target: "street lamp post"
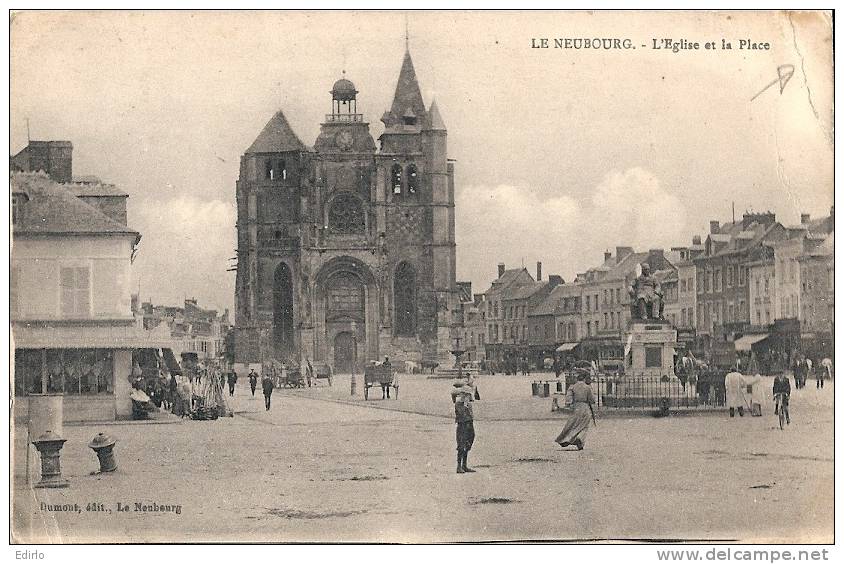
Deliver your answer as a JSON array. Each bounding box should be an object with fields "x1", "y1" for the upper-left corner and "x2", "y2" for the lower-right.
[{"x1": 350, "y1": 321, "x2": 357, "y2": 396}]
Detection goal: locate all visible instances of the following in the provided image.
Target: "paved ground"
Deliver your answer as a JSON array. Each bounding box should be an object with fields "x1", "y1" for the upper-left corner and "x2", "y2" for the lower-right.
[{"x1": 11, "y1": 374, "x2": 833, "y2": 544}]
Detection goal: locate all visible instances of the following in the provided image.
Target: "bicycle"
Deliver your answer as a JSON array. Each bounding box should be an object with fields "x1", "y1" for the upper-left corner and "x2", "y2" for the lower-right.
[{"x1": 774, "y1": 392, "x2": 790, "y2": 430}]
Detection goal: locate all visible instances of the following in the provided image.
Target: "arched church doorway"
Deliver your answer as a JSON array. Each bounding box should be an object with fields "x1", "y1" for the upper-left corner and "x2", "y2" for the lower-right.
[
  {"x1": 273, "y1": 262, "x2": 294, "y2": 359},
  {"x1": 333, "y1": 332, "x2": 355, "y2": 374}
]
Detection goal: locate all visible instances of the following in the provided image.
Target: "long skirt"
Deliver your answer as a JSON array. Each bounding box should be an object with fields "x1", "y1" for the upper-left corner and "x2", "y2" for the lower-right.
[{"x1": 555, "y1": 402, "x2": 591, "y2": 448}]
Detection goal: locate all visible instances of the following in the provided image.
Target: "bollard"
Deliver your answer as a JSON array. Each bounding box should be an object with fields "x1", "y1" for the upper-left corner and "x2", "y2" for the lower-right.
[
  {"x1": 88, "y1": 432, "x2": 118, "y2": 473},
  {"x1": 31, "y1": 430, "x2": 69, "y2": 488}
]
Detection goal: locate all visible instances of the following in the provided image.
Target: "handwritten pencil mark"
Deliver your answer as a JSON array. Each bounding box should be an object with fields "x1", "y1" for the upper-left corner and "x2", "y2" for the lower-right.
[{"x1": 750, "y1": 64, "x2": 795, "y2": 101}]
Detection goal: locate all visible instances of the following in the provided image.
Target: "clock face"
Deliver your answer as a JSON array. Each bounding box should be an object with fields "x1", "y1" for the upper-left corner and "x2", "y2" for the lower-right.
[{"x1": 335, "y1": 130, "x2": 354, "y2": 151}]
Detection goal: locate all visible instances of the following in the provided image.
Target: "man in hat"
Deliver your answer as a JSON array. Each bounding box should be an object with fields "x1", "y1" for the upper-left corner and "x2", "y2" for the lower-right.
[
  {"x1": 262, "y1": 372, "x2": 274, "y2": 411},
  {"x1": 451, "y1": 377, "x2": 478, "y2": 474},
  {"x1": 248, "y1": 368, "x2": 258, "y2": 396},
  {"x1": 227, "y1": 370, "x2": 237, "y2": 397}
]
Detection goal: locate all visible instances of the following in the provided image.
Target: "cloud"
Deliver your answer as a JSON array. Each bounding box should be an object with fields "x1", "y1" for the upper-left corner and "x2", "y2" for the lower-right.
[
  {"x1": 455, "y1": 167, "x2": 689, "y2": 293},
  {"x1": 131, "y1": 196, "x2": 236, "y2": 312},
  {"x1": 128, "y1": 168, "x2": 688, "y2": 314}
]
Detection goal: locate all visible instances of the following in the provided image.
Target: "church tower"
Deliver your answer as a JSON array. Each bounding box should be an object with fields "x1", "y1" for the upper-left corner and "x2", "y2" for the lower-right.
[
  {"x1": 376, "y1": 47, "x2": 459, "y2": 367},
  {"x1": 234, "y1": 44, "x2": 459, "y2": 372}
]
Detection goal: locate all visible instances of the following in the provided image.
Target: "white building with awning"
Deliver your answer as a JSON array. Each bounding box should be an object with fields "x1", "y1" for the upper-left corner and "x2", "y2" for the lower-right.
[
  {"x1": 11, "y1": 170, "x2": 178, "y2": 422},
  {"x1": 734, "y1": 333, "x2": 770, "y2": 352}
]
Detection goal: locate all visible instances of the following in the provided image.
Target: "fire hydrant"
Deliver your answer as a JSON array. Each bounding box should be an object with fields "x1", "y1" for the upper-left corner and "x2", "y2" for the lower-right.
[
  {"x1": 88, "y1": 432, "x2": 118, "y2": 473},
  {"x1": 31, "y1": 430, "x2": 69, "y2": 488}
]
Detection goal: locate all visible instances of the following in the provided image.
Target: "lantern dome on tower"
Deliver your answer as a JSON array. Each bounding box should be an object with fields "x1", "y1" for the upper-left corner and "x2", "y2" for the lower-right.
[{"x1": 331, "y1": 77, "x2": 358, "y2": 101}]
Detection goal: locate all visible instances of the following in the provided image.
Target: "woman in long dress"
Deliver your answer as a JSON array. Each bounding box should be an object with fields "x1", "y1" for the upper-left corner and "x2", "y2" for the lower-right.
[{"x1": 555, "y1": 371, "x2": 594, "y2": 450}]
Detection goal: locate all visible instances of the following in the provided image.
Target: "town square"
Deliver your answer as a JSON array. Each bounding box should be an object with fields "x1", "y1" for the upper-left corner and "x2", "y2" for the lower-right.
[{"x1": 8, "y1": 10, "x2": 835, "y2": 547}]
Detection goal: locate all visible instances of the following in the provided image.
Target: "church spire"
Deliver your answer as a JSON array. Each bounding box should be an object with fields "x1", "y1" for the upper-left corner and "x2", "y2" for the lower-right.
[{"x1": 385, "y1": 49, "x2": 427, "y2": 129}]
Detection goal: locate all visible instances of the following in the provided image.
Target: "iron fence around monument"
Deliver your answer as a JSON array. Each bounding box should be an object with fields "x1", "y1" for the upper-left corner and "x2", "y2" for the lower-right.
[{"x1": 589, "y1": 373, "x2": 726, "y2": 410}]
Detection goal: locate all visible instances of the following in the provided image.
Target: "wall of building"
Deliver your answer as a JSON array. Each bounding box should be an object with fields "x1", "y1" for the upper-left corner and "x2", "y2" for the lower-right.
[
  {"x1": 773, "y1": 238, "x2": 803, "y2": 320},
  {"x1": 11, "y1": 236, "x2": 134, "y2": 321},
  {"x1": 799, "y1": 256, "x2": 834, "y2": 334},
  {"x1": 749, "y1": 262, "x2": 775, "y2": 326}
]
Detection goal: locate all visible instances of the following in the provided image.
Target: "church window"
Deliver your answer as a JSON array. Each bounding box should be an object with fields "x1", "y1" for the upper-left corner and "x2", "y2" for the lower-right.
[
  {"x1": 327, "y1": 273, "x2": 365, "y2": 321},
  {"x1": 265, "y1": 159, "x2": 288, "y2": 181},
  {"x1": 328, "y1": 193, "x2": 365, "y2": 233},
  {"x1": 407, "y1": 164, "x2": 418, "y2": 194},
  {"x1": 12, "y1": 194, "x2": 24, "y2": 225},
  {"x1": 394, "y1": 262, "x2": 417, "y2": 336},
  {"x1": 391, "y1": 164, "x2": 403, "y2": 194}
]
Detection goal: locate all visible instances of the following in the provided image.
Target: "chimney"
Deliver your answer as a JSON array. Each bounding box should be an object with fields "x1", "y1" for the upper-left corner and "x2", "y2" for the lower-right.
[
  {"x1": 17, "y1": 140, "x2": 73, "y2": 183},
  {"x1": 647, "y1": 248, "x2": 665, "y2": 270},
  {"x1": 710, "y1": 221, "x2": 720, "y2": 234},
  {"x1": 497, "y1": 263, "x2": 505, "y2": 278},
  {"x1": 692, "y1": 235, "x2": 702, "y2": 245},
  {"x1": 603, "y1": 251, "x2": 612, "y2": 262},
  {"x1": 801, "y1": 213, "x2": 811, "y2": 225},
  {"x1": 616, "y1": 246, "x2": 634, "y2": 261},
  {"x1": 536, "y1": 261, "x2": 542, "y2": 281}
]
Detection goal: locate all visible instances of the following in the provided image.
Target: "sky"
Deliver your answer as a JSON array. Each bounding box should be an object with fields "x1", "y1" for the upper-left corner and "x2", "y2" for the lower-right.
[{"x1": 10, "y1": 10, "x2": 833, "y2": 313}]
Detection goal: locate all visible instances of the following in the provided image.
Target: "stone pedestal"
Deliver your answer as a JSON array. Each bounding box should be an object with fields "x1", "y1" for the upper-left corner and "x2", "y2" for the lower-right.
[
  {"x1": 624, "y1": 320, "x2": 677, "y2": 378},
  {"x1": 599, "y1": 320, "x2": 689, "y2": 408}
]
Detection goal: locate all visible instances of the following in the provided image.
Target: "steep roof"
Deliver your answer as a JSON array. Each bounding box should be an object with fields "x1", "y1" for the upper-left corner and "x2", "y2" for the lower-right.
[
  {"x1": 384, "y1": 50, "x2": 428, "y2": 128},
  {"x1": 484, "y1": 268, "x2": 530, "y2": 294},
  {"x1": 531, "y1": 284, "x2": 566, "y2": 316},
  {"x1": 427, "y1": 99, "x2": 446, "y2": 130},
  {"x1": 64, "y1": 182, "x2": 128, "y2": 197},
  {"x1": 11, "y1": 172, "x2": 138, "y2": 237},
  {"x1": 504, "y1": 281, "x2": 546, "y2": 301},
  {"x1": 246, "y1": 110, "x2": 307, "y2": 154}
]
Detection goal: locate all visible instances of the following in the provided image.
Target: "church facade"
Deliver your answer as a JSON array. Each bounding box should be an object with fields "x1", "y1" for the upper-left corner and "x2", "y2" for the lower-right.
[{"x1": 233, "y1": 47, "x2": 460, "y2": 373}]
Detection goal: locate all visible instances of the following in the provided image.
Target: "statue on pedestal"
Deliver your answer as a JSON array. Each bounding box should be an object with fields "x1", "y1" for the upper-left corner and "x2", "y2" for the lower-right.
[{"x1": 628, "y1": 263, "x2": 664, "y2": 320}]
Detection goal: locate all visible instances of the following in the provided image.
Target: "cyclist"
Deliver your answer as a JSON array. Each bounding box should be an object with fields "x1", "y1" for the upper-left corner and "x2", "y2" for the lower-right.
[{"x1": 773, "y1": 372, "x2": 791, "y2": 425}]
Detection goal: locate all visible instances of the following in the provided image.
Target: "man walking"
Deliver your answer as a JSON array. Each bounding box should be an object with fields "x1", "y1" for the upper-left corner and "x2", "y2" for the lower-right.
[
  {"x1": 725, "y1": 367, "x2": 746, "y2": 418},
  {"x1": 262, "y1": 373, "x2": 274, "y2": 411},
  {"x1": 227, "y1": 371, "x2": 237, "y2": 397},
  {"x1": 248, "y1": 368, "x2": 258, "y2": 396}
]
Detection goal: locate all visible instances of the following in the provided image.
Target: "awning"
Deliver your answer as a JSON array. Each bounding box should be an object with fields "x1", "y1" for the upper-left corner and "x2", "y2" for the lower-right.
[
  {"x1": 556, "y1": 342, "x2": 580, "y2": 352},
  {"x1": 162, "y1": 348, "x2": 182, "y2": 375},
  {"x1": 734, "y1": 334, "x2": 769, "y2": 351}
]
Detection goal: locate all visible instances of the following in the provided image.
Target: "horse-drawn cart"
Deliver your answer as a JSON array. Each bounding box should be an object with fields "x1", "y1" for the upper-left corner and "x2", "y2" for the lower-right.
[
  {"x1": 311, "y1": 363, "x2": 333, "y2": 386},
  {"x1": 363, "y1": 365, "x2": 398, "y2": 400}
]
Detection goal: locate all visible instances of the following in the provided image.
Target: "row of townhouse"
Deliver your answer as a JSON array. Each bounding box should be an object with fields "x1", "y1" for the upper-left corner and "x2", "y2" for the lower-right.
[
  {"x1": 139, "y1": 298, "x2": 231, "y2": 365},
  {"x1": 458, "y1": 209, "x2": 833, "y2": 371}
]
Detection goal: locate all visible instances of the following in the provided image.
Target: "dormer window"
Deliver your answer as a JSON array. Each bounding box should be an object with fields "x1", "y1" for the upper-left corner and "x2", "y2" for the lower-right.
[{"x1": 402, "y1": 107, "x2": 417, "y2": 126}]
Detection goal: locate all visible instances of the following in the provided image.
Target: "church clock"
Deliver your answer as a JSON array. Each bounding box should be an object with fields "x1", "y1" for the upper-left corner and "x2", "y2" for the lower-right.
[{"x1": 335, "y1": 130, "x2": 354, "y2": 151}]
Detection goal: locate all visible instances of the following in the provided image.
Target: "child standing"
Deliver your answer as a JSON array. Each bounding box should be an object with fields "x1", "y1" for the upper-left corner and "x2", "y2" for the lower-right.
[{"x1": 451, "y1": 378, "x2": 478, "y2": 474}]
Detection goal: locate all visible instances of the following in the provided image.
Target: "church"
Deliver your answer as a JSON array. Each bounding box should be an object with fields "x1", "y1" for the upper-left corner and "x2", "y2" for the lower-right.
[{"x1": 233, "y1": 46, "x2": 461, "y2": 373}]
